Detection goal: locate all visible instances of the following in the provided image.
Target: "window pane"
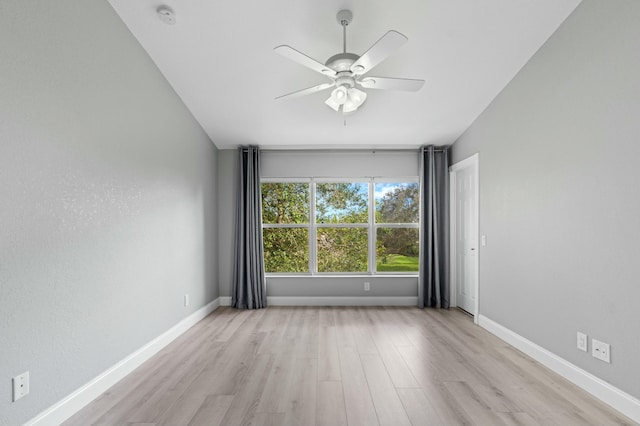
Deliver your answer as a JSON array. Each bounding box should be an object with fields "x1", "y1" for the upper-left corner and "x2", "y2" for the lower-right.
[
  {"x1": 261, "y1": 183, "x2": 309, "y2": 224},
  {"x1": 263, "y1": 228, "x2": 309, "y2": 273},
  {"x1": 376, "y1": 228, "x2": 419, "y2": 272},
  {"x1": 375, "y1": 183, "x2": 419, "y2": 223},
  {"x1": 316, "y1": 183, "x2": 368, "y2": 224},
  {"x1": 317, "y1": 228, "x2": 368, "y2": 272}
]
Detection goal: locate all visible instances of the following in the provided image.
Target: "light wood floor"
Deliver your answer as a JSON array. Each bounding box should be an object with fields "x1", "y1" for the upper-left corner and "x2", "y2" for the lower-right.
[{"x1": 64, "y1": 307, "x2": 634, "y2": 426}]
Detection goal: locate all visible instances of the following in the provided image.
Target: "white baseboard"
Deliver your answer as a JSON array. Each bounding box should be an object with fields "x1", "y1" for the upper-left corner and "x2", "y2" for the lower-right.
[
  {"x1": 478, "y1": 315, "x2": 640, "y2": 423},
  {"x1": 267, "y1": 296, "x2": 418, "y2": 306},
  {"x1": 26, "y1": 297, "x2": 223, "y2": 426},
  {"x1": 218, "y1": 296, "x2": 232, "y2": 306}
]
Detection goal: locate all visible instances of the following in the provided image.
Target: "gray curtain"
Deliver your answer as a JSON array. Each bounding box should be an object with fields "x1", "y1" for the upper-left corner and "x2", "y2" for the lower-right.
[
  {"x1": 419, "y1": 145, "x2": 450, "y2": 308},
  {"x1": 232, "y1": 146, "x2": 267, "y2": 309}
]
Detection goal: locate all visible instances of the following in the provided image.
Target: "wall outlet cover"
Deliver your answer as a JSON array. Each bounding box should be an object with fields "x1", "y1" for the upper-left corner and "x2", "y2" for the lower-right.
[
  {"x1": 592, "y1": 339, "x2": 611, "y2": 363},
  {"x1": 577, "y1": 332, "x2": 588, "y2": 352},
  {"x1": 12, "y1": 371, "x2": 30, "y2": 402}
]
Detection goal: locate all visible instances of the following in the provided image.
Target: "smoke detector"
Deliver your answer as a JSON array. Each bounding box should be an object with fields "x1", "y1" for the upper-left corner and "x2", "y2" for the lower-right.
[{"x1": 157, "y1": 6, "x2": 176, "y2": 25}]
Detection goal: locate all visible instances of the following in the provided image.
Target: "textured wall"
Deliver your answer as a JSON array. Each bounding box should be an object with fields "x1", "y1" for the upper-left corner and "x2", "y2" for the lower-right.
[
  {"x1": 217, "y1": 150, "x2": 237, "y2": 298},
  {"x1": 451, "y1": 0, "x2": 640, "y2": 399},
  {"x1": 0, "y1": 1, "x2": 218, "y2": 424}
]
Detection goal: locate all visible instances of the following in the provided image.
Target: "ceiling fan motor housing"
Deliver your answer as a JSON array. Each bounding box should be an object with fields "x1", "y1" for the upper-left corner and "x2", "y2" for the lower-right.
[
  {"x1": 325, "y1": 52, "x2": 359, "y2": 73},
  {"x1": 335, "y1": 73, "x2": 355, "y2": 88}
]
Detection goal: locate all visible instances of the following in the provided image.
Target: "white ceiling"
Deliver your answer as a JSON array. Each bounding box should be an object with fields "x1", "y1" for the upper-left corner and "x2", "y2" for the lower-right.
[{"x1": 107, "y1": 0, "x2": 581, "y2": 150}]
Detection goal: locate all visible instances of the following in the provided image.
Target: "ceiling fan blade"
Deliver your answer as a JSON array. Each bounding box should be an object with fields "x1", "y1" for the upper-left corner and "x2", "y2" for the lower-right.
[
  {"x1": 359, "y1": 76, "x2": 425, "y2": 91},
  {"x1": 275, "y1": 82, "x2": 335, "y2": 100},
  {"x1": 350, "y1": 30, "x2": 408, "y2": 76},
  {"x1": 274, "y1": 45, "x2": 337, "y2": 79}
]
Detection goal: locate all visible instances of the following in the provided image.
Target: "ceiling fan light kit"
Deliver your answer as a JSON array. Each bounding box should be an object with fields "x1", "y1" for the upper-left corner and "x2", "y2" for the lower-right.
[
  {"x1": 325, "y1": 86, "x2": 367, "y2": 113},
  {"x1": 274, "y1": 9, "x2": 425, "y2": 115}
]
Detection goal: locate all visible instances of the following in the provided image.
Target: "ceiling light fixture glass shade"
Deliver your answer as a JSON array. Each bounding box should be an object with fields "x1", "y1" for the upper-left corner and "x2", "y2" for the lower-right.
[
  {"x1": 342, "y1": 87, "x2": 367, "y2": 114},
  {"x1": 325, "y1": 96, "x2": 341, "y2": 111},
  {"x1": 325, "y1": 86, "x2": 346, "y2": 111},
  {"x1": 331, "y1": 86, "x2": 348, "y2": 103},
  {"x1": 325, "y1": 86, "x2": 366, "y2": 113}
]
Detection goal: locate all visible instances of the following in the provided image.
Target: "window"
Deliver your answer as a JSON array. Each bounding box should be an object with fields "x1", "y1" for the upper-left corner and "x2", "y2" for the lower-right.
[
  {"x1": 261, "y1": 179, "x2": 419, "y2": 274},
  {"x1": 261, "y1": 182, "x2": 310, "y2": 273},
  {"x1": 374, "y1": 182, "x2": 419, "y2": 272},
  {"x1": 316, "y1": 182, "x2": 369, "y2": 273}
]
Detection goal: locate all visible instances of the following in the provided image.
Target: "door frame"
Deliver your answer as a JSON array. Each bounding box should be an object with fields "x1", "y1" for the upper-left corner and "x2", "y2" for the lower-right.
[{"x1": 449, "y1": 153, "x2": 480, "y2": 323}]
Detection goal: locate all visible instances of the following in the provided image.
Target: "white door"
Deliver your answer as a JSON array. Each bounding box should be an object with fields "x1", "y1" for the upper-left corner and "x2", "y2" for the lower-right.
[{"x1": 451, "y1": 155, "x2": 479, "y2": 317}]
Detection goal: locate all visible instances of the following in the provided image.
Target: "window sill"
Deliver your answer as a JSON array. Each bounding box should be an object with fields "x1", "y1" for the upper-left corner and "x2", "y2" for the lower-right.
[{"x1": 266, "y1": 274, "x2": 419, "y2": 279}]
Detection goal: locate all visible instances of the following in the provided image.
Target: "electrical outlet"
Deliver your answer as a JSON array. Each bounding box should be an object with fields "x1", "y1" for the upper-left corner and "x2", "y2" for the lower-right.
[
  {"x1": 577, "y1": 332, "x2": 588, "y2": 352},
  {"x1": 184, "y1": 294, "x2": 189, "y2": 307},
  {"x1": 592, "y1": 339, "x2": 610, "y2": 363},
  {"x1": 364, "y1": 282, "x2": 370, "y2": 291},
  {"x1": 12, "y1": 371, "x2": 29, "y2": 402}
]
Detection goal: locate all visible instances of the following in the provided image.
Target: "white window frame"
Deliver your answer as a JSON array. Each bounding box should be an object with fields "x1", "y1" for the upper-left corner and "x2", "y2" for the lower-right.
[
  {"x1": 261, "y1": 177, "x2": 419, "y2": 276},
  {"x1": 261, "y1": 178, "x2": 312, "y2": 275},
  {"x1": 372, "y1": 178, "x2": 420, "y2": 275}
]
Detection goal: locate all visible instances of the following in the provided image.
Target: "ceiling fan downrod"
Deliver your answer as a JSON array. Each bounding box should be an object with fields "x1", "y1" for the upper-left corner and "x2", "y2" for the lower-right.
[{"x1": 337, "y1": 9, "x2": 353, "y2": 54}]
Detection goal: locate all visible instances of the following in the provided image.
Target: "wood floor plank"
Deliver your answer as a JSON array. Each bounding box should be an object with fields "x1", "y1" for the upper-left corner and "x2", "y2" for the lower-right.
[
  {"x1": 256, "y1": 307, "x2": 292, "y2": 355},
  {"x1": 187, "y1": 395, "x2": 234, "y2": 426},
  {"x1": 218, "y1": 353, "x2": 274, "y2": 425},
  {"x1": 369, "y1": 307, "x2": 414, "y2": 347},
  {"x1": 352, "y1": 308, "x2": 381, "y2": 355},
  {"x1": 363, "y1": 309, "x2": 420, "y2": 388},
  {"x1": 256, "y1": 350, "x2": 296, "y2": 413},
  {"x1": 443, "y1": 380, "x2": 509, "y2": 425},
  {"x1": 337, "y1": 346, "x2": 380, "y2": 425},
  {"x1": 63, "y1": 307, "x2": 634, "y2": 426},
  {"x1": 397, "y1": 344, "x2": 476, "y2": 424},
  {"x1": 495, "y1": 411, "x2": 540, "y2": 426},
  {"x1": 155, "y1": 394, "x2": 205, "y2": 426},
  {"x1": 360, "y1": 353, "x2": 412, "y2": 426},
  {"x1": 316, "y1": 381, "x2": 347, "y2": 426},
  {"x1": 333, "y1": 307, "x2": 358, "y2": 351},
  {"x1": 281, "y1": 357, "x2": 317, "y2": 426},
  {"x1": 241, "y1": 412, "x2": 286, "y2": 426},
  {"x1": 396, "y1": 387, "x2": 444, "y2": 425},
  {"x1": 296, "y1": 307, "x2": 319, "y2": 359},
  {"x1": 317, "y1": 322, "x2": 341, "y2": 381}
]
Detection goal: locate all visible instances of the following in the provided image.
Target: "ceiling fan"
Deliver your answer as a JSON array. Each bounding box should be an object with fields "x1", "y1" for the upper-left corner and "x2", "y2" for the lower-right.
[{"x1": 274, "y1": 10, "x2": 425, "y2": 114}]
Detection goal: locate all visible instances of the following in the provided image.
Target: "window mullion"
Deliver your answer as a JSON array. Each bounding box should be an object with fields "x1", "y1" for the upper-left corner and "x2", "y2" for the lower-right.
[
  {"x1": 309, "y1": 182, "x2": 317, "y2": 275},
  {"x1": 369, "y1": 179, "x2": 375, "y2": 274}
]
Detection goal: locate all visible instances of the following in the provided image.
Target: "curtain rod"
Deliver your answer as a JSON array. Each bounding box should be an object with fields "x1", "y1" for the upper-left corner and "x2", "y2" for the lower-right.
[{"x1": 239, "y1": 147, "x2": 449, "y2": 153}]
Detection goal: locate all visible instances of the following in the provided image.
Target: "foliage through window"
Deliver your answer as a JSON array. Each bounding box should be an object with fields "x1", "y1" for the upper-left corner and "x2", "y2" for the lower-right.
[
  {"x1": 261, "y1": 180, "x2": 419, "y2": 274},
  {"x1": 261, "y1": 183, "x2": 309, "y2": 273},
  {"x1": 375, "y1": 183, "x2": 419, "y2": 272}
]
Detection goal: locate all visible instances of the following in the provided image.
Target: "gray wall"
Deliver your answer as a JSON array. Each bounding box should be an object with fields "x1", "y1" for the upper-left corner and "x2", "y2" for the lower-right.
[
  {"x1": 217, "y1": 149, "x2": 237, "y2": 298},
  {"x1": 451, "y1": 0, "x2": 640, "y2": 399},
  {"x1": 267, "y1": 276, "x2": 417, "y2": 299},
  {"x1": 0, "y1": 1, "x2": 218, "y2": 424},
  {"x1": 217, "y1": 149, "x2": 420, "y2": 299}
]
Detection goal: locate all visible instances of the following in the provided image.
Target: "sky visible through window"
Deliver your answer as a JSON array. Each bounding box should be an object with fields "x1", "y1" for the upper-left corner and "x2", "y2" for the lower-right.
[{"x1": 317, "y1": 183, "x2": 414, "y2": 219}]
